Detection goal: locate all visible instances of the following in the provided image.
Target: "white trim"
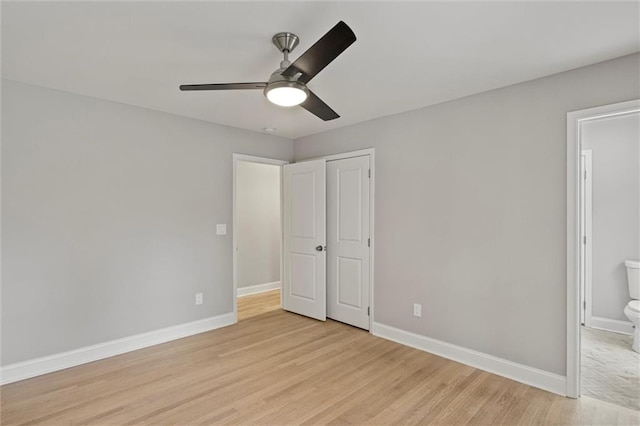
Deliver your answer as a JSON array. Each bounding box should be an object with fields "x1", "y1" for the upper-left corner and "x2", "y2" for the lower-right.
[
  {"x1": 0, "y1": 313, "x2": 235, "y2": 385},
  {"x1": 232, "y1": 154, "x2": 289, "y2": 323},
  {"x1": 589, "y1": 317, "x2": 634, "y2": 335},
  {"x1": 566, "y1": 99, "x2": 640, "y2": 398},
  {"x1": 237, "y1": 281, "x2": 281, "y2": 297},
  {"x1": 316, "y1": 148, "x2": 376, "y2": 162},
  {"x1": 372, "y1": 322, "x2": 566, "y2": 396},
  {"x1": 304, "y1": 148, "x2": 375, "y2": 330},
  {"x1": 580, "y1": 150, "x2": 593, "y2": 327}
]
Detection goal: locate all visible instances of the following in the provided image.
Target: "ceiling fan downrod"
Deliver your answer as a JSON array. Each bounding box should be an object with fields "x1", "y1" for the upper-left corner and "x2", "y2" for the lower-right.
[{"x1": 272, "y1": 32, "x2": 299, "y2": 69}]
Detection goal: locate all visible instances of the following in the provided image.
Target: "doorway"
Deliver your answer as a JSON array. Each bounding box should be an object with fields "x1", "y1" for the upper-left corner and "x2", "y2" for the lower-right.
[
  {"x1": 566, "y1": 100, "x2": 640, "y2": 408},
  {"x1": 232, "y1": 154, "x2": 288, "y2": 322},
  {"x1": 281, "y1": 149, "x2": 375, "y2": 330},
  {"x1": 233, "y1": 149, "x2": 375, "y2": 330}
]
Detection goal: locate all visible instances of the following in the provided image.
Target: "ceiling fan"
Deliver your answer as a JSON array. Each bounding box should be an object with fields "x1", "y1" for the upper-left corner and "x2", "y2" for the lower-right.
[{"x1": 179, "y1": 21, "x2": 356, "y2": 121}]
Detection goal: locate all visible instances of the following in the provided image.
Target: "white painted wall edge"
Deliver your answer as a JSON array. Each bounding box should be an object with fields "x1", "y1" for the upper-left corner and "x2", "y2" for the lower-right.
[
  {"x1": 371, "y1": 322, "x2": 566, "y2": 396},
  {"x1": 589, "y1": 317, "x2": 634, "y2": 335},
  {"x1": 0, "y1": 312, "x2": 236, "y2": 385},
  {"x1": 237, "y1": 281, "x2": 281, "y2": 297}
]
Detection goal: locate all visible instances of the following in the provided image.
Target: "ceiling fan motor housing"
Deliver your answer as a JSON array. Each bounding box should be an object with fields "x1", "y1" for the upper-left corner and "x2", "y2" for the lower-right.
[
  {"x1": 264, "y1": 69, "x2": 309, "y2": 106},
  {"x1": 266, "y1": 68, "x2": 305, "y2": 88}
]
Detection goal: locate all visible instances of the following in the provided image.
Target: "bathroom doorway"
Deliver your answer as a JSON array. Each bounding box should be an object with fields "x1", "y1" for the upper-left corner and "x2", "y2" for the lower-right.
[
  {"x1": 567, "y1": 100, "x2": 640, "y2": 410},
  {"x1": 232, "y1": 154, "x2": 288, "y2": 322}
]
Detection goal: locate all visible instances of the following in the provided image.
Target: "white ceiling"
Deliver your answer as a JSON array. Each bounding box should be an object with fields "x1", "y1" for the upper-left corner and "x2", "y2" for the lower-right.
[{"x1": 2, "y1": 1, "x2": 639, "y2": 139}]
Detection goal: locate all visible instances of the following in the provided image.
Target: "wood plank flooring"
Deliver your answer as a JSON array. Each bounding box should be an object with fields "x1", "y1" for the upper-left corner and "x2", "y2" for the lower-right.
[{"x1": 2, "y1": 290, "x2": 639, "y2": 425}]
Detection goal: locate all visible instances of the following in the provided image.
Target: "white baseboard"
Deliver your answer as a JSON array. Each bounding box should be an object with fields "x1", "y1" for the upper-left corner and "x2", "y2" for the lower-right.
[
  {"x1": 371, "y1": 322, "x2": 566, "y2": 396},
  {"x1": 589, "y1": 316, "x2": 634, "y2": 335},
  {"x1": 237, "y1": 281, "x2": 280, "y2": 297},
  {"x1": 0, "y1": 312, "x2": 235, "y2": 385}
]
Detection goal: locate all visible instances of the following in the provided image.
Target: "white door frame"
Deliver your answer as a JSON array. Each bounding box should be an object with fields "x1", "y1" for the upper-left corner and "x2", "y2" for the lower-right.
[
  {"x1": 232, "y1": 153, "x2": 289, "y2": 323},
  {"x1": 304, "y1": 148, "x2": 376, "y2": 330},
  {"x1": 580, "y1": 150, "x2": 593, "y2": 328},
  {"x1": 566, "y1": 99, "x2": 640, "y2": 398}
]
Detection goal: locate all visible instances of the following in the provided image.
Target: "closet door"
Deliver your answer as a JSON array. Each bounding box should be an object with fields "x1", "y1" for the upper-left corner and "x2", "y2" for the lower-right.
[
  {"x1": 282, "y1": 160, "x2": 327, "y2": 321},
  {"x1": 326, "y1": 155, "x2": 370, "y2": 329}
]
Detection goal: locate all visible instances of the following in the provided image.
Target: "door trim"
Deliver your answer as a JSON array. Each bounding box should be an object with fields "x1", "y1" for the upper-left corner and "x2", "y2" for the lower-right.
[
  {"x1": 232, "y1": 153, "x2": 289, "y2": 323},
  {"x1": 580, "y1": 150, "x2": 593, "y2": 328},
  {"x1": 304, "y1": 148, "x2": 376, "y2": 331},
  {"x1": 566, "y1": 99, "x2": 640, "y2": 398}
]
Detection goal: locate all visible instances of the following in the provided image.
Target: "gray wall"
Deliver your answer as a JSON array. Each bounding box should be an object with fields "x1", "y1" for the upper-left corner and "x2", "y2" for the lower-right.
[
  {"x1": 582, "y1": 112, "x2": 640, "y2": 322},
  {"x1": 236, "y1": 161, "x2": 281, "y2": 289},
  {"x1": 1, "y1": 80, "x2": 292, "y2": 365},
  {"x1": 293, "y1": 53, "x2": 640, "y2": 375}
]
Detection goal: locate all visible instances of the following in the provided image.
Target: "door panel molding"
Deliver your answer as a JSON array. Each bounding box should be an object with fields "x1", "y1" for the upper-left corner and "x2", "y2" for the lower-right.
[
  {"x1": 282, "y1": 159, "x2": 327, "y2": 321},
  {"x1": 326, "y1": 153, "x2": 372, "y2": 330}
]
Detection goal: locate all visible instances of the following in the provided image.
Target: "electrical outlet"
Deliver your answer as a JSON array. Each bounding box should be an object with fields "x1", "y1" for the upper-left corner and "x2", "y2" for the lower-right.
[
  {"x1": 195, "y1": 293, "x2": 203, "y2": 305},
  {"x1": 216, "y1": 224, "x2": 227, "y2": 235},
  {"x1": 413, "y1": 303, "x2": 422, "y2": 317}
]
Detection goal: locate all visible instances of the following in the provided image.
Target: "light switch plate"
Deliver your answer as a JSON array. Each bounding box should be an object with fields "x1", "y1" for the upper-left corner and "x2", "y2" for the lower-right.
[
  {"x1": 216, "y1": 224, "x2": 227, "y2": 235},
  {"x1": 413, "y1": 303, "x2": 422, "y2": 318}
]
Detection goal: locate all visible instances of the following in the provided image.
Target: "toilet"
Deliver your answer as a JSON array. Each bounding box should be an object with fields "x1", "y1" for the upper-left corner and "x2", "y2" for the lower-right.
[{"x1": 623, "y1": 260, "x2": 640, "y2": 353}]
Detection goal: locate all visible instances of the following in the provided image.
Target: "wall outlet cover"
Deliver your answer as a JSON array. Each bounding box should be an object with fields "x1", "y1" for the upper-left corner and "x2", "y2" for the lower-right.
[
  {"x1": 195, "y1": 293, "x2": 203, "y2": 305},
  {"x1": 216, "y1": 224, "x2": 227, "y2": 235}
]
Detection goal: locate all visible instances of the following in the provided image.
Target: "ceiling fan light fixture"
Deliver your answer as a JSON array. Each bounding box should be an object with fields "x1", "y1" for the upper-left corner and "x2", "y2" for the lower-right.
[
  {"x1": 180, "y1": 21, "x2": 356, "y2": 121},
  {"x1": 264, "y1": 81, "x2": 308, "y2": 107}
]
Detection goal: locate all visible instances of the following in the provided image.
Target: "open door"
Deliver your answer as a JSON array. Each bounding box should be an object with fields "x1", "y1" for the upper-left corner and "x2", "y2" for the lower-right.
[
  {"x1": 282, "y1": 159, "x2": 327, "y2": 321},
  {"x1": 327, "y1": 155, "x2": 371, "y2": 330}
]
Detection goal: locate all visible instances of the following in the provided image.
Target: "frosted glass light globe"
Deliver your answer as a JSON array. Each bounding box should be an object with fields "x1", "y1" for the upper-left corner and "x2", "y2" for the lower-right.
[{"x1": 266, "y1": 86, "x2": 308, "y2": 107}]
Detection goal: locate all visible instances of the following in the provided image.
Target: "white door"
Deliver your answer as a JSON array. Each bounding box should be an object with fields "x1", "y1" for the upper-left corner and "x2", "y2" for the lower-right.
[
  {"x1": 327, "y1": 155, "x2": 370, "y2": 329},
  {"x1": 282, "y1": 159, "x2": 327, "y2": 321}
]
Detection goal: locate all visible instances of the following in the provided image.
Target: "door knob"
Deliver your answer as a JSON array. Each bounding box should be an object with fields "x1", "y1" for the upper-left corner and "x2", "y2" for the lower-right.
[{"x1": 316, "y1": 245, "x2": 325, "y2": 252}]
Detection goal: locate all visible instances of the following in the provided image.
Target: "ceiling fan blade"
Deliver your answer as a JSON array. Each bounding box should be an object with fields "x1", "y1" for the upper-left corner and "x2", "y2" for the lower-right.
[
  {"x1": 300, "y1": 91, "x2": 339, "y2": 121},
  {"x1": 282, "y1": 21, "x2": 356, "y2": 84},
  {"x1": 180, "y1": 83, "x2": 267, "y2": 91}
]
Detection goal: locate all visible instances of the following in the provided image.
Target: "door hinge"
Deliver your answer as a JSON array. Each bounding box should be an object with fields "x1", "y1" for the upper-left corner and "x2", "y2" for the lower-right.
[
  {"x1": 368, "y1": 238, "x2": 370, "y2": 247},
  {"x1": 583, "y1": 236, "x2": 587, "y2": 245},
  {"x1": 583, "y1": 301, "x2": 586, "y2": 310},
  {"x1": 584, "y1": 170, "x2": 587, "y2": 180},
  {"x1": 367, "y1": 307, "x2": 370, "y2": 316},
  {"x1": 368, "y1": 169, "x2": 371, "y2": 178}
]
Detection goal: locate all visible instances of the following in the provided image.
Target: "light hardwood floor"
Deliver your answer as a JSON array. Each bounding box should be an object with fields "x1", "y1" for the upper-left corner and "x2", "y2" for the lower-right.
[{"x1": 2, "y1": 290, "x2": 639, "y2": 425}]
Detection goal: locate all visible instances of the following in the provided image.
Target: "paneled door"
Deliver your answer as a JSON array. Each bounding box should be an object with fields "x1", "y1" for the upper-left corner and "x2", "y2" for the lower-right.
[
  {"x1": 327, "y1": 155, "x2": 370, "y2": 329},
  {"x1": 282, "y1": 159, "x2": 327, "y2": 321}
]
